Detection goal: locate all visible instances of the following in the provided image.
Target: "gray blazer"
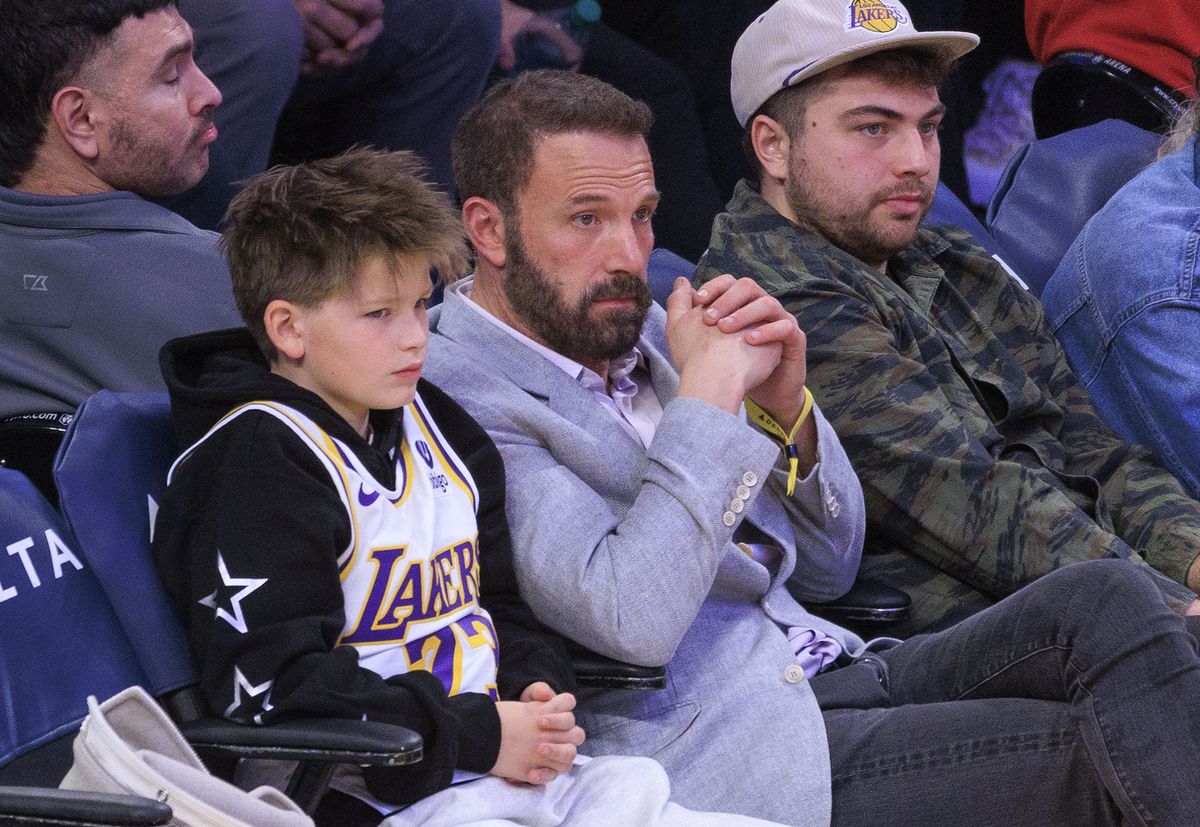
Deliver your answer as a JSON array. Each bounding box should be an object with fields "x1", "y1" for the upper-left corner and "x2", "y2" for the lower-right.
[{"x1": 426, "y1": 283, "x2": 867, "y2": 825}]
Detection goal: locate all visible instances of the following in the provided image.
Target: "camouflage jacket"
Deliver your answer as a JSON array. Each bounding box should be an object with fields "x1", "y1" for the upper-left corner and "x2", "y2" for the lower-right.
[{"x1": 696, "y1": 180, "x2": 1200, "y2": 624}]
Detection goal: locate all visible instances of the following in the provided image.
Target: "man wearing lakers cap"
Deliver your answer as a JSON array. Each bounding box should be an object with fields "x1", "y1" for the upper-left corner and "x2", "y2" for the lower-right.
[
  {"x1": 414, "y1": 64, "x2": 1200, "y2": 826},
  {"x1": 697, "y1": 0, "x2": 1200, "y2": 638}
]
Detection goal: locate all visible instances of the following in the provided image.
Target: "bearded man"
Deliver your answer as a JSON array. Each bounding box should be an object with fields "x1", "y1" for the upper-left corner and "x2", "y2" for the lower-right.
[
  {"x1": 424, "y1": 67, "x2": 1200, "y2": 827},
  {"x1": 696, "y1": 0, "x2": 1200, "y2": 635},
  {"x1": 0, "y1": 0, "x2": 240, "y2": 418}
]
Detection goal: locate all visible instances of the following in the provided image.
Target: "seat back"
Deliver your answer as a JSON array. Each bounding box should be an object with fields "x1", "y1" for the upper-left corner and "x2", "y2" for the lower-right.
[
  {"x1": 53, "y1": 391, "x2": 198, "y2": 698},
  {"x1": 1031, "y1": 52, "x2": 1188, "y2": 139},
  {"x1": 0, "y1": 413, "x2": 73, "y2": 507},
  {"x1": 0, "y1": 468, "x2": 147, "y2": 783},
  {"x1": 985, "y1": 119, "x2": 1161, "y2": 296},
  {"x1": 647, "y1": 247, "x2": 695, "y2": 306},
  {"x1": 923, "y1": 181, "x2": 1004, "y2": 259}
]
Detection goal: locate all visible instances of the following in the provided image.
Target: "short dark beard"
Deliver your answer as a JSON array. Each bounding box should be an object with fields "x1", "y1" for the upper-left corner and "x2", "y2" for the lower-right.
[
  {"x1": 783, "y1": 159, "x2": 932, "y2": 269},
  {"x1": 502, "y1": 227, "x2": 652, "y2": 367},
  {"x1": 107, "y1": 113, "x2": 208, "y2": 197}
]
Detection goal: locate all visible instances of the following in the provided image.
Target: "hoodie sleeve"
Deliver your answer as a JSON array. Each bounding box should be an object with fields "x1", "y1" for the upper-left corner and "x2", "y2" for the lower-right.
[{"x1": 152, "y1": 410, "x2": 498, "y2": 804}]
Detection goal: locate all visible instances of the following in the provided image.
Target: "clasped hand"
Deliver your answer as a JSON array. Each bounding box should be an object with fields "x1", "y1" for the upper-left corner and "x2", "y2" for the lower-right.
[
  {"x1": 666, "y1": 275, "x2": 808, "y2": 427},
  {"x1": 492, "y1": 681, "x2": 585, "y2": 785},
  {"x1": 294, "y1": 0, "x2": 385, "y2": 75}
]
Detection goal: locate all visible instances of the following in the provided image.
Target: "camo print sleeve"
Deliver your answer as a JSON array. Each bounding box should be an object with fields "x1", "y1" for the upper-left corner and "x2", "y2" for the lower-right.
[
  {"x1": 1018, "y1": 287, "x2": 1200, "y2": 595},
  {"x1": 696, "y1": 182, "x2": 1200, "y2": 601}
]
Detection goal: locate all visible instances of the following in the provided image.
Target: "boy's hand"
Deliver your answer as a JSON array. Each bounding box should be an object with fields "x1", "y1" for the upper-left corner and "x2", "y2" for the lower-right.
[
  {"x1": 492, "y1": 692, "x2": 585, "y2": 785},
  {"x1": 520, "y1": 682, "x2": 580, "y2": 742},
  {"x1": 519, "y1": 681, "x2": 555, "y2": 703}
]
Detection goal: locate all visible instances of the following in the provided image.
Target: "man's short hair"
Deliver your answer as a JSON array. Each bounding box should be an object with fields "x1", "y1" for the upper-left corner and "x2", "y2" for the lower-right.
[
  {"x1": 0, "y1": 0, "x2": 174, "y2": 187},
  {"x1": 451, "y1": 69, "x2": 653, "y2": 214},
  {"x1": 742, "y1": 46, "x2": 958, "y2": 176},
  {"x1": 221, "y1": 147, "x2": 468, "y2": 362}
]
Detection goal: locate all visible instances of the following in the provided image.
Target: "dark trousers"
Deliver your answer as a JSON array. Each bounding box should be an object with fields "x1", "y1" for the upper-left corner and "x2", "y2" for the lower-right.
[{"x1": 814, "y1": 559, "x2": 1200, "y2": 825}]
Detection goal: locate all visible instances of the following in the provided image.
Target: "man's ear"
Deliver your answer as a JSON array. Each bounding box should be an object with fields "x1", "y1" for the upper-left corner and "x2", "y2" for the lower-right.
[
  {"x1": 750, "y1": 114, "x2": 792, "y2": 183},
  {"x1": 462, "y1": 196, "x2": 508, "y2": 269},
  {"x1": 263, "y1": 300, "x2": 306, "y2": 361},
  {"x1": 50, "y1": 86, "x2": 101, "y2": 161}
]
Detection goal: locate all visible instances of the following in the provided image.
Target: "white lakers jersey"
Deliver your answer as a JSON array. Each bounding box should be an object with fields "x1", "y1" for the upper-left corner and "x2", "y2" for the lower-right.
[{"x1": 175, "y1": 395, "x2": 499, "y2": 700}]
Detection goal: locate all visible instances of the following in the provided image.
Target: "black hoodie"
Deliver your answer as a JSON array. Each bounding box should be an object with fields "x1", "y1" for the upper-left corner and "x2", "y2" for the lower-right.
[{"x1": 154, "y1": 328, "x2": 575, "y2": 805}]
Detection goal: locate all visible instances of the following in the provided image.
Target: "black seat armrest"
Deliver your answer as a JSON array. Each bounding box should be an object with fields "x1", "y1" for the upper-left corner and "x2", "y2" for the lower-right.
[
  {"x1": 571, "y1": 652, "x2": 666, "y2": 690},
  {"x1": 178, "y1": 716, "x2": 422, "y2": 767},
  {"x1": 0, "y1": 412, "x2": 72, "y2": 506},
  {"x1": 801, "y1": 578, "x2": 912, "y2": 624},
  {"x1": 0, "y1": 786, "x2": 172, "y2": 826}
]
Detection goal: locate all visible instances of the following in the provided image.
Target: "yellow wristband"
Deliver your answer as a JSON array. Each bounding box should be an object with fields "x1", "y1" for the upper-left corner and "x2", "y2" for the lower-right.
[{"x1": 743, "y1": 387, "x2": 814, "y2": 496}]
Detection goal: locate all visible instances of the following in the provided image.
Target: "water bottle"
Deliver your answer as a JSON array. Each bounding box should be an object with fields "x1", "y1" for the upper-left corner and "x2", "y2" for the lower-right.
[{"x1": 509, "y1": 0, "x2": 602, "y2": 75}]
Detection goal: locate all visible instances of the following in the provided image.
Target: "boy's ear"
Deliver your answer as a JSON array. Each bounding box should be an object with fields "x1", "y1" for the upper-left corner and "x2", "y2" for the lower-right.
[
  {"x1": 750, "y1": 114, "x2": 792, "y2": 184},
  {"x1": 462, "y1": 196, "x2": 508, "y2": 269},
  {"x1": 263, "y1": 299, "x2": 306, "y2": 361},
  {"x1": 50, "y1": 86, "x2": 101, "y2": 161}
]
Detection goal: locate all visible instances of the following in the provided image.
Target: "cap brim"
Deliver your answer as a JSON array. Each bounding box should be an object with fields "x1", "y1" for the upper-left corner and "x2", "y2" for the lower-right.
[{"x1": 782, "y1": 30, "x2": 980, "y2": 90}]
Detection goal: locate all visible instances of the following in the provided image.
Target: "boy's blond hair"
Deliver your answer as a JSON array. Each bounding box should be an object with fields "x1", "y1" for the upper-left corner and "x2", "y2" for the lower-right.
[{"x1": 221, "y1": 147, "x2": 468, "y2": 361}]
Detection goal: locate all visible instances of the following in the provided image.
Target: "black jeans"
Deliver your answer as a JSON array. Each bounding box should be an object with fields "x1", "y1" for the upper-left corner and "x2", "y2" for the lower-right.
[{"x1": 813, "y1": 559, "x2": 1200, "y2": 826}]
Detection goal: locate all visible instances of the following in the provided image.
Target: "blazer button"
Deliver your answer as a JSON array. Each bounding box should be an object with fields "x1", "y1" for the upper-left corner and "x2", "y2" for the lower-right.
[
  {"x1": 742, "y1": 471, "x2": 759, "y2": 487},
  {"x1": 784, "y1": 664, "x2": 806, "y2": 684},
  {"x1": 722, "y1": 511, "x2": 736, "y2": 527},
  {"x1": 736, "y1": 484, "x2": 752, "y2": 501},
  {"x1": 729, "y1": 497, "x2": 745, "y2": 514}
]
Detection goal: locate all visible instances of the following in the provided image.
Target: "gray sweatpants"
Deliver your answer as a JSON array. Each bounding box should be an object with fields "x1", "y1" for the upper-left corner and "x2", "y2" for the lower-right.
[{"x1": 382, "y1": 755, "x2": 782, "y2": 826}]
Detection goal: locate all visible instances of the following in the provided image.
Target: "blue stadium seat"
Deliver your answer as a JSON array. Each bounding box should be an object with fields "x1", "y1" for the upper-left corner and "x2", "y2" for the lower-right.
[
  {"x1": 0, "y1": 467, "x2": 147, "y2": 779},
  {"x1": 52, "y1": 390, "x2": 423, "y2": 814},
  {"x1": 923, "y1": 181, "x2": 1004, "y2": 259},
  {"x1": 647, "y1": 247, "x2": 695, "y2": 306},
  {"x1": 54, "y1": 391, "x2": 197, "y2": 698},
  {"x1": 0, "y1": 467, "x2": 171, "y2": 824}
]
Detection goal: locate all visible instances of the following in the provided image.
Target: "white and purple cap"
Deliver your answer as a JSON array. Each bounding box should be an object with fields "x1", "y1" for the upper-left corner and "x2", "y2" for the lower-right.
[{"x1": 731, "y1": 0, "x2": 979, "y2": 126}]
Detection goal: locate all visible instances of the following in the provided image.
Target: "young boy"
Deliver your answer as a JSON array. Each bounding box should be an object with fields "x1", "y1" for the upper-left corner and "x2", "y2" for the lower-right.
[{"x1": 152, "y1": 148, "x2": 778, "y2": 826}]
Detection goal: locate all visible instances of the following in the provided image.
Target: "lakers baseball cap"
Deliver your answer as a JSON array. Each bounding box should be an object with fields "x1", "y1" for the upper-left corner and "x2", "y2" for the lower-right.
[{"x1": 731, "y1": 0, "x2": 979, "y2": 126}]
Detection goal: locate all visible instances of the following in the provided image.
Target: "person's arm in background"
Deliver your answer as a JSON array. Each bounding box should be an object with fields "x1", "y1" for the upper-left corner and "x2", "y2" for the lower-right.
[{"x1": 294, "y1": 0, "x2": 384, "y2": 74}]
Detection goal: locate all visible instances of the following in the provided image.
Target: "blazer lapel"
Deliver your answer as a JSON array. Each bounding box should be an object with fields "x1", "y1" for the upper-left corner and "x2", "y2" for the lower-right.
[
  {"x1": 637, "y1": 304, "x2": 681, "y2": 408},
  {"x1": 433, "y1": 286, "x2": 649, "y2": 462},
  {"x1": 433, "y1": 288, "x2": 797, "y2": 585}
]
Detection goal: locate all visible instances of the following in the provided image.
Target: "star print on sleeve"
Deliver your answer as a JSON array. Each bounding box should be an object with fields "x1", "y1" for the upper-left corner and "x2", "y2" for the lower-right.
[
  {"x1": 199, "y1": 551, "x2": 268, "y2": 634},
  {"x1": 226, "y1": 665, "x2": 274, "y2": 724}
]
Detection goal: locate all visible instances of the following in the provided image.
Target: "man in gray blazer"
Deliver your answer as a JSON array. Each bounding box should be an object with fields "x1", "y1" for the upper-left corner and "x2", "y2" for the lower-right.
[{"x1": 424, "y1": 68, "x2": 1200, "y2": 825}]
